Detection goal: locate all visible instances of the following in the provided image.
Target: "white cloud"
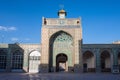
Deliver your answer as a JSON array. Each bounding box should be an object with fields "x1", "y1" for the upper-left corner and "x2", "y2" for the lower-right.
[
  {"x1": 8, "y1": 27, "x2": 16, "y2": 31},
  {"x1": 0, "y1": 26, "x2": 17, "y2": 31},
  {"x1": 11, "y1": 38, "x2": 31, "y2": 43},
  {"x1": 11, "y1": 38, "x2": 19, "y2": 42}
]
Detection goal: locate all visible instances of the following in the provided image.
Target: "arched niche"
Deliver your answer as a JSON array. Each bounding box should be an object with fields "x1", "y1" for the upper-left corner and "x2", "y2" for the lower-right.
[
  {"x1": 56, "y1": 53, "x2": 68, "y2": 72},
  {"x1": 12, "y1": 50, "x2": 23, "y2": 71},
  {"x1": 83, "y1": 51, "x2": 95, "y2": 72},
  {"x1": 49, "y1": 31, "x2": 73, "y2": 72},
  {"x1": 100, "y1": 50, "x2": 111, "y2": 72},
  {"x1": 29, "y1": 51, "x2": 41, "y2": 73}
]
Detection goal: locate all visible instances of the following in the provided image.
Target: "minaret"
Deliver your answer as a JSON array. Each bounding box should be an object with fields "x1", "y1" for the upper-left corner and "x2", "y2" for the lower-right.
[{"x1": 58, "y1": 9, "x2": 67, "y2": 19}]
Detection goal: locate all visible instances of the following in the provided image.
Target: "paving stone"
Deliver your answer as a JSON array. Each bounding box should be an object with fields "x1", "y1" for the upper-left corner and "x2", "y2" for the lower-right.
[{"x1": 0, "y1": 73, "x2": 120, "y2": 80}]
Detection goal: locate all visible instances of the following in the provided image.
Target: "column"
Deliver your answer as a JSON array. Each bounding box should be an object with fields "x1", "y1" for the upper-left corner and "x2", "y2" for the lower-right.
[
  {"x1": 112, "y1": 48, "x2": 118, "y2": 66},
  {"x1": 111, "y1": 48, "x2": 119, "y2": 73},
  {"x1": 23, "y1": 50, "x2": 28, "y2": 72}
]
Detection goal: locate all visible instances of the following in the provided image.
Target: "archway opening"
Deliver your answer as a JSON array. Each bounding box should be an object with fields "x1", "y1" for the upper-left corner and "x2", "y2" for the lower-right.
[
  {"x1": 0, "y1": 50, "x2": 7, "y2": 71},
  {"x1": 83, "y1": 51, "x2": 95, "y2": 72},
  {"x1": 49, "y1": 31, "x2": 73, "y2": 72},
  {"x1": 12, "y1": 50, "x2": 23, "y2": 71},
  {"x1": 29, "y1": 51, "x2": 41, "y2": 73},
  {"x1": 101, "y1": 51, "x2": 111, "y2": 72},
  {"x1": 56, "y1": 53, "x2": 68, "y2": 72}
]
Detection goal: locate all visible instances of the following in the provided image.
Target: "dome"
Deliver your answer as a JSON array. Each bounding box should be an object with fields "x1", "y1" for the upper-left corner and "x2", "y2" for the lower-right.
[
  {"x1": 58, "y1": 9, "x2": 67, "y2": 16},
  {"x1": 59, "y1": 9, "x2": 66, "y2": 13}
]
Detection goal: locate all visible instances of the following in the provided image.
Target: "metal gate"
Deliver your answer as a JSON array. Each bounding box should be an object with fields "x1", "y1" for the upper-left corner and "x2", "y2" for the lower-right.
[{"x1": 29, "y1": 51, "x2": 41, "y2": 73}]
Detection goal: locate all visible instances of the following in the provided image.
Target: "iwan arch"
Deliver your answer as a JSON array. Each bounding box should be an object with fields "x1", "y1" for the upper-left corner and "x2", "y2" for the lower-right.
[
  {"x1": 49, "y1": 31, "x2": 74, "y2": 72},
  {"x1": 0, "y1": 9, "x2": 120, "y2": 73}
]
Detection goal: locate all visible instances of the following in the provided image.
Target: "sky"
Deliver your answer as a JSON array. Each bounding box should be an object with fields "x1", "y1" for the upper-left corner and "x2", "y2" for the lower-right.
[{"x1": 0, "y1": 0, "x2": 120, "y2": 44}]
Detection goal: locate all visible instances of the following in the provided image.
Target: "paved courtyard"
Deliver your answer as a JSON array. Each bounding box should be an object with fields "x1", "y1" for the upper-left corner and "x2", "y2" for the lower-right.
[{"x1": 0, "y1": 72, "x2": 120, "y2": 80}]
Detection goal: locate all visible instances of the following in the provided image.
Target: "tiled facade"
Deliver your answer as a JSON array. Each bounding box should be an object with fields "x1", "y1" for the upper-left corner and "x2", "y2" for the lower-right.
[{"x1": 0, "y1": 10, "x2": 120, "y2": 73}]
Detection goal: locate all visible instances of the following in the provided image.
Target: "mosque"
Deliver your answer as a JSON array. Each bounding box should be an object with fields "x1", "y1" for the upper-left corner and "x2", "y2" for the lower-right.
[{"x1": 0, "y1": 9, "x2": 120, "y2": 73}]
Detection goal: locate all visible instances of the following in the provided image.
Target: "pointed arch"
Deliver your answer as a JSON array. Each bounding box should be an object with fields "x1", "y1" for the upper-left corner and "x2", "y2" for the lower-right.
[
  {"x1": 29, "y1": 50, "x2": 41, "y2": 73},
  {"x1": 49, "y1": 30, "x2": 73, "y2": 42},
  {"x1": 49, "y1": 30, "x2": 73, "y2": 72},
  {"x1": 29, "y1": 50, "x2": 41, "y2": 56},
  {"x1": 100, "y1": 50, "x2": 111, "y2": 72},
  {"x1": 56, "y1": 53, "x2": 68, "y2": 72},
  {"x1": 12, "y1": 50, "x2": 23, "y2": 71},
  {"x1": 83, "y1": 51, "x2": 95, "y2": 72}
]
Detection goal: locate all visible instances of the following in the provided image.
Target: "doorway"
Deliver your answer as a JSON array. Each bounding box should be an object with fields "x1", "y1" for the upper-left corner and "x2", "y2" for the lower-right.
[
  {"x1": 56, "y1": 53, "x2": 68, "y2": 72},
  {"x1": 83, "y1": 51, "x2": 95, "y2": 72},
  {"x1": 100, "y1": 51, "x2": 111, "y2": 72},
  {"x1": 29, "y1": 51, "x2": 41, "y2": 73}
]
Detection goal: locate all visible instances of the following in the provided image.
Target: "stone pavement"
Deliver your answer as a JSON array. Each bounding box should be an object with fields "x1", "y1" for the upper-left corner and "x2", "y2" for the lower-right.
[{"x1": 0, "y1": 72, "x2": 120, "y2": 80}]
